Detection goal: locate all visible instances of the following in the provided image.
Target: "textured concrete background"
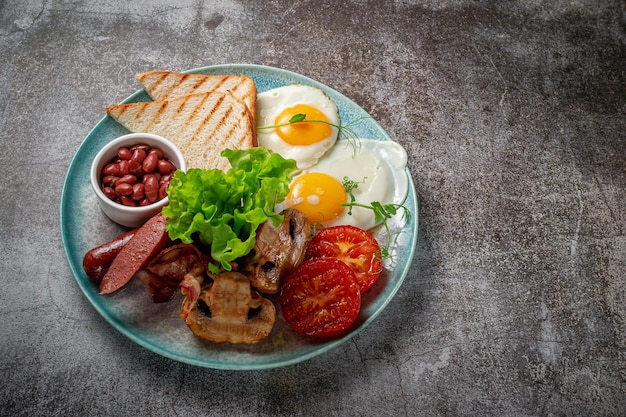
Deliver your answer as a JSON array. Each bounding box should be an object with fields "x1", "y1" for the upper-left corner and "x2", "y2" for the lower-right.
[{"x1": 1, "y1": 1, "x2": 625, "y2": 416}]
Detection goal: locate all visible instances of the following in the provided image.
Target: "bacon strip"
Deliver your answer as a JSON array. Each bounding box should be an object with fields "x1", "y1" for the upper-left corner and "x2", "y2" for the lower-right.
[{"x1": 136, "y1": 243, "x2": 209, "y2": 303}]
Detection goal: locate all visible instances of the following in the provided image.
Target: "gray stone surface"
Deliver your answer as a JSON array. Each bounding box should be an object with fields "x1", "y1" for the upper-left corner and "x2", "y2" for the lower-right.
[{"x1": 1, "y1": 1, "x2": 625, "y2": 416}]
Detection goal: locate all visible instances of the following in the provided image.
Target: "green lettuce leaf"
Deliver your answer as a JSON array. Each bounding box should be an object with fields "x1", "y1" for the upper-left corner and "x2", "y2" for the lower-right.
[{"x1": 162, "y1": 148, "x2": 298, "y2": 272}]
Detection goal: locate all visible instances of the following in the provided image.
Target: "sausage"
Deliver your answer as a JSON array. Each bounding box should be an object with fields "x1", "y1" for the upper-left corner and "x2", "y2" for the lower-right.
[
  {"x1": 99, "y1": 213, "x2": 172, "y2": 295},
  {"x1": 83, "y1": 228, "x2": 137, "y2": 283}
]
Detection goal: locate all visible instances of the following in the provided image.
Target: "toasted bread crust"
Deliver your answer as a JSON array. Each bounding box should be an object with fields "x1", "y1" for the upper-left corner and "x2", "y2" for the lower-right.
[
  {"x1": 135, "y1": 70, "x2": 256, "y2": 124},
  {"x1": 106, "y1": 91, "x2": 256, "y2": 171}
]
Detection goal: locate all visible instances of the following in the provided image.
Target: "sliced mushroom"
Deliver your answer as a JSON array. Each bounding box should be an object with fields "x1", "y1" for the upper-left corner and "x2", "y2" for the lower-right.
[
  {"x1": 240, "y1": 208, "x2": 311, "y2": 294},
  {"x1": 181, "y1": 271, "x2": 276, "y2": 344}
]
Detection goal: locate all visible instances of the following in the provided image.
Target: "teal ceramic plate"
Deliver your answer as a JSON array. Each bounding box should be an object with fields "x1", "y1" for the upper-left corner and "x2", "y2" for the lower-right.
[{"x1": 60, "y1": 64, "x2": 418, "y2": 370}]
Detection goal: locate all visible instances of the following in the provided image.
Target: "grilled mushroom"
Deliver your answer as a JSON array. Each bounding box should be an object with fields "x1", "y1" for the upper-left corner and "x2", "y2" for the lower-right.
[
  {"x1": 181, "y1": 271, "x2": 275, "y2": 344},
  {"x1": 240, "y1": 208, "x2": 311, "y2": 294}
]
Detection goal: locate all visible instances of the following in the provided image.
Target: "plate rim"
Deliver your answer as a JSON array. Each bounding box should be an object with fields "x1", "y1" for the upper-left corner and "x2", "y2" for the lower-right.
[{"x1": 60, "y1": 63, "x2": 419, "y2": 370}]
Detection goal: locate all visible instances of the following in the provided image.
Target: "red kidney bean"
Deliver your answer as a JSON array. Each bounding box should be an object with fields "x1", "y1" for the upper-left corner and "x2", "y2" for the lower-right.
[
  {"x1": 127, "y1": 160, "x2": 143, "y2": 177},
  {"x1": 149, "y1": 148, "x2": 164, "y2": 159},
  {"x1": 144, "y1": 176, "x2": 159, "y2": 203},
  {"x1": 120, "y1": 196, "x2": 137, "y2": 207},
  {"x1": 131, "y1": 183, "x2": 145, "y2": 201},
  {"x1": 100, "y1": 144, "x2": 177, "y2": 205},
  {"x1": 102, "y1": 175, "x2": 119, "y2": 187},
  {"x1": 157, "y1": 159, "x2": 175, "y2": 175},
  {"x1": 102, "y1": 163, "x2": 120, "y2": 176},
  {"x1": 115, "y1": 182, "x2": 133, "y2": 196},
  {"x1": 131, "y1": 148, "x2": 147, "y2": 164},
  {"x1": 117, "y1": 174, "x2": 137, "y2": 186},
  {"x1": 130, "y1": 144, "x2": 150, "y2": 153},
  {"x1": 117, "y1": 147, "x2": 132, "y2": 160},
  {"x1": 143, "y1": 172, "x2": 161, "y2": 184},
  {"x1": 158, "y1": 183, "x2": 168, "y2": 201},
  {"x1": 102, "y1": 186, "x2": 118, "y2": 201},
  {"x1": 118, "y1": 160, "x2": 130, "y2": 176},
  {"x1": 160, "y1": 173, "x2": 173, "y2": 186},
  {"x1": 142, "y1": 153, "x2": 158, "y2": 173}
]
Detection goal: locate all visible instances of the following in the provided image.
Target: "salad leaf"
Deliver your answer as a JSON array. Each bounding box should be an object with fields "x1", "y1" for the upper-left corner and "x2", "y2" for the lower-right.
[{"x1": 162, "y1": 148, "x2": 298, "y2": 272}]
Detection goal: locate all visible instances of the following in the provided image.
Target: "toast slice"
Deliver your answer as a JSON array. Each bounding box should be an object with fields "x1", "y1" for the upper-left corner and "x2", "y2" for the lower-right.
[
  {"x1": 106, "y1": 91, "x2": 256, "y2": 171},
  {"x1": 135, "y1": 70, "x2": 256, "y2": 123}
]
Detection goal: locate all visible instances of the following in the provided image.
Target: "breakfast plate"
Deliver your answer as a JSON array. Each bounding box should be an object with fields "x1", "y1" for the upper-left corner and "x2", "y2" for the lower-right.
[{"x1": 60, "y1": 64, "x2": 418, "y2": 370}]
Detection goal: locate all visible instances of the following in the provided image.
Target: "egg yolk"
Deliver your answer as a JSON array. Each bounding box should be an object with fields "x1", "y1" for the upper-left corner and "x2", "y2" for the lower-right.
[
  {"x1": 274, "y1": 104, "x2": 333, "y2": 146},
  {"x1": 286, "y1": 172, "x2": 347, "y2": 224}
]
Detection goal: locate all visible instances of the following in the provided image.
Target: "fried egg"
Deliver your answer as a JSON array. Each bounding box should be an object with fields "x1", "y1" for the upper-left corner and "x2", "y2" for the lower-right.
[
  {"x1": 279, "y1": 138, "x2": 409, "y2": 231},
  {"x1": 256, "y1": 85, "x2": 340, "y2": 170}
]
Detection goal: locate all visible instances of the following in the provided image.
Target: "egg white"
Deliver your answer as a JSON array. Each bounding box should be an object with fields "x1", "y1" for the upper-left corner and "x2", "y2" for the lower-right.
[
  {"x1": 256, "y1": 85, "x2": 340, "y2": 170},
  {"x1": 283, "y1": 138, "x2": 409, "y2": 231}
]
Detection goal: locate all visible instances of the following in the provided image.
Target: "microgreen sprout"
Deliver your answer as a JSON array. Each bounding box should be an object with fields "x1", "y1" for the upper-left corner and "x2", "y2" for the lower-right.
[
  {"x1": 341, "y1": 176, "x2": 411, "y2": 259},
  {"x1": 288, "y1": 113, "x2": 306, "y2": 123},
  {"x1": 257, "y1": 113, "x2": 371, "y2": 152}
]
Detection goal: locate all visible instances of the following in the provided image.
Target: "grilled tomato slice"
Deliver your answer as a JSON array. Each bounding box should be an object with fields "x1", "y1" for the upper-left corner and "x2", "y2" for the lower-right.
[
  {"x1": 279, "y1": 258, "x2": 361, "y2": 338},
  {"x1": 305, "y1": 225, "x2": 383, "y2": 293}
]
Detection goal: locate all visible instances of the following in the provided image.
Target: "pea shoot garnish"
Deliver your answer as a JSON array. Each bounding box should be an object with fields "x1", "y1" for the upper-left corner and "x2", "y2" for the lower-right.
[
  {"x1": 342, "y1": 176, "x2": 411, "y2": 258},
  {"x1": 258, "y1": 113, "x2": 370, "y2": 150},
  {"x1": 288, "y1": 113, "x2": 306, "y2": 123}
]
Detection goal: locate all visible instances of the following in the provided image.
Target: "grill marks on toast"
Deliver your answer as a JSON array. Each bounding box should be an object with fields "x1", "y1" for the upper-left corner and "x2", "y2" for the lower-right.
[
  {"x1": 189, "y1": 96, "x2": 246, "y2": 154},
  {"x1": 176, "y1": 93, "x2": 214, "y2": 151},
  {"x1": 144, "y1": 100, "x2": 169, "y2": 132},
  {"x1": 224, "y1": 77, "x2": 250, "y2": 104},
  {"x1": 105, "y1": 90, "x2": 256, "y2": 171},
  {"x1": 106, "y1": 70, "x2": 258, "y2": 171},
  {"x1": 135, "y1": 70, "x2": 256, "y2": 122},
  {"x1": 189, "y1": 75, "x2": 211, "y2": 94},
  {"x1": 165, "y1": 73, "x2": 213, "y2": 99},
  {"x1": 185, "y1": 93, "x2": 227, "y2": 155},
  {"x1": 109, "y1": 101, "x2": 151, "y2": 126}
]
